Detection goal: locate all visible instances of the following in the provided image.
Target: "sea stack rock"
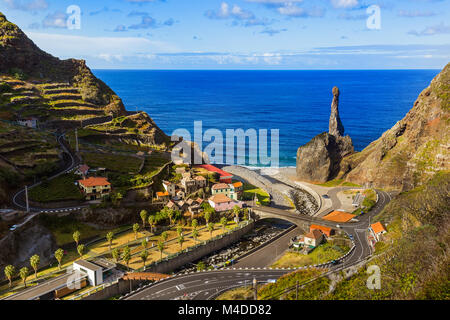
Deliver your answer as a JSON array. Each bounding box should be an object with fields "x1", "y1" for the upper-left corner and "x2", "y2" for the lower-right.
[
  {"x1": 329, "y1": 87, "x2": 345, "y2": 137},
  {"x1": 296, "y1": 87, "x2": 354, "y2": 183}
]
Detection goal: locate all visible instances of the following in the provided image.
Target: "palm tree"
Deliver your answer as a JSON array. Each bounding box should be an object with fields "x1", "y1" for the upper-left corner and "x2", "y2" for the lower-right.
[
  {"x1": 77, "y1": 244, "x2": 85, "y2": 259},
  {"x1": 161, "y1": 231, "x2": 168, "y2": 243},
  {"x1": 208, "y1": 223, "x2": 215, "y2": 238},
  {"x1": 205, "y1": 211, "x2": 211, "y2": 225},
  {"x1": 148, "y1": 215, "x2": 156, "y2": 233},
  {"x1": 192, "y1": 228, "x2": 199, "y2": 242},
  {"x1": 121, "y1": 246, "x2": 131, "y2": 270},
  {"x1": 54, "y1": 249, "x2": 64, "y2": 269},
  {"x1": 4, "y1": 265, "x2": 15, "y2": 288},
  {"x1": 157, "y1": 241, "x2": 165, "y2": 260},
  {"x1": 178, "y1": 235, "x2": 185, "y2": 251},
  {"x1": 111, "y1": 248, "x2": 120, "y2": 263},
  {"x1": 106, "y1": 232, "x2": 114, "y2": 251},
  {"x1": 19, "y1": 267, "x2": 29, "y2": 288},
  {"x1": 191, "y1": 219, "x2": 198, "y2": 229},
  {"x1": 140, "y1": 250, "x2": 149, "y2": 271},
  {"x1": 30, "y1": 254, "x2": 40, "y2": 280},
  {"x1": 177, "y1": 226, "x2": 183, "y2": 237},
  {"x1": 167, "y1": 208, "x2": 174, "y2": 225},
  {"x1": 133, "y1": 223, "x2": 140, "y2": 240},
  {"x1": 141, "y1": 239, "x2": 148, "y2": 250},
  {"x1": 140, "y1": 210, "x2": 148, "y2": 228},
  {"x1": 73, "y1": 230, "x2": 81, "y2": 247},
  {"x1": 220, "y1": 217, "x2": 228, "y2": 232},
  {"x1": 233, "y1": 205, "x2": 241, "y2": 223}
]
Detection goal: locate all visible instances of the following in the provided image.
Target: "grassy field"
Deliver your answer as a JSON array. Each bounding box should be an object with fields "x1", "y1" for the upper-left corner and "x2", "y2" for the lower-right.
[
  {"x1": 271, "y1": 242, "x2": 350, "y2": 269},
  {"x1": 81, "y1": 152, "x2": 142, "y2": 173},
  {"x1": 29, "y1": 174, "x2": 84, "y2": 203},
  {"x1": 243, "y1": 183, "x2": 270, "y2": 206},
  {"x1": 318, "y1": 179, "x2": 362, "y2": 188}
]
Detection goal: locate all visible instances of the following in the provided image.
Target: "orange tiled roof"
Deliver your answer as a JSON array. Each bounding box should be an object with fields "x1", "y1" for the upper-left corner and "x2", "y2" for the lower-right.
[
  {"x1": 304, "y1": 229, "x2": 323, "y2": 240},
  {"x1": 78, "y1": 177, "x2": 110, "y2": 188},
  {"x1": 212, "y1": 183, "x2": 230, "y2": 190},
  {"x1": 322, "y1": 211, "x2": 356, "y2": 223},
  {"x1": 209, "y1": 194, "x2": 233, "y2": 204},
  {"x1": 310, "y1": 224, "x2": 332, "y2": 233},
  {"x1": 371, "y1": 222, "x2": 386, "y2": 234},
  {"x1": 156, "y1": 191, "x2": 169, "y2": 197},
  {"x1": 233, "y1": 181, "x2": 243, "y2": 188}
]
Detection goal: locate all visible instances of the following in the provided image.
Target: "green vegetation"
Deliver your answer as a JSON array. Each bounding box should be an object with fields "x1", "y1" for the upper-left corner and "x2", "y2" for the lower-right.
[
  {"x1": 39, "y1": 214, "x2": 112, "y2": 246},
  {"x1": 326, "y1": 171, "x2": 450, "y2": 300},
  {"x1": 258, "y1": 268, "x2": 326, "y2": 300},
  {"x1": 217, "y1": 286, "x2": 255, "y2": 300},
  {"x1": 319, "y1": 179, "x2": 362, "y2": 188},
  {"x1": 81, "y1": 152, "x2": 142, "y2": 173},
  {"x1": 29, "y1": 173, "x2": 83, "y2": 203},
  {"x1": 271, "y1": 242, "x2": 350, "y2": 269},
  {"x1": 242, "y1": 183, "x2": 270, "y2": 206}
]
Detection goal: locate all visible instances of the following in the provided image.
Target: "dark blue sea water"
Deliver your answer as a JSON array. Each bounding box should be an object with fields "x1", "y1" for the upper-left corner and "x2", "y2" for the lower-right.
[{"x1": 93, "y1": 70, "x2": 439, "y2": 167}]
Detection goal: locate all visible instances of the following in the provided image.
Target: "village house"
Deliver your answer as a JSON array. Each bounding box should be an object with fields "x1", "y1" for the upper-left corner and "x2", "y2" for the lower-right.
[
  {"x1": 166, "y1": 200, "x2": 179, "y2": 211},
  {"x1": 211, "y1": 181, "x2": 243, "y2": 200},
  {"x1": 162, "y1": 180, "x2": 176, "y2": 197},
  {"x1": 369, "y1": 222, "x2": 387, "y2": 241},
  {"x1": 208, "y1": 194, "x2": 243, "y2": 212},
  {"x1": 197, "y1": 164, "x2": 234, "y2": 184},
  {"x1": 78, "y1": 177, "x2": 111, "y2": 201},
  {"x1": 181, "y1": 172, "x2": 197, "y2": 194},
  {"x1": 310, "y1": 225, "x2": 333, "y2": 237},
  {"x1": 75, "y1": 164, "x2": 90, "y2": 177},
  {"x1": 156, "y1": 191, "x2": 170, "y2": 203},
  {"x1": 17, "y1": 117, "x2": 38, "y2": 128},
  {"x1": 301, "y1": 229, "x2": 324, "y2": 247}
]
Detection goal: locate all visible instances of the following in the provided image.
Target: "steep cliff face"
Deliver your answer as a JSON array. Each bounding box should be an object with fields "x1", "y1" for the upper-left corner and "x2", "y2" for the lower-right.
[
  {"x1": 0, "y1": 12, "x2": 125, "y2": 116},
  {"x1": 338, "y1": 63, "x2": 450, "y2": 191},
  {"x1": 296, "y1": 87, "x2": 354, "y2": 182},
  {"x1": 0, "y1": 219, "x2": 57, "y2": 277}
]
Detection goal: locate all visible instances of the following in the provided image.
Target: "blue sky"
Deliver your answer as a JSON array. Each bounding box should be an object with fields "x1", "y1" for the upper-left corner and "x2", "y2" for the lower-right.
[{"x1": 1, "y1": 0, "x2": 449, "y2": 69}]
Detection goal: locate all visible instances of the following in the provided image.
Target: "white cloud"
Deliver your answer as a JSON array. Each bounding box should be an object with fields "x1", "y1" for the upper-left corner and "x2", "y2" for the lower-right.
[
  {"x1": 24, "y1": 32, "x2": 178, "y2": 58},
  {"x1": 330, "y1": 0, "x2": 359, "y2": 9}
]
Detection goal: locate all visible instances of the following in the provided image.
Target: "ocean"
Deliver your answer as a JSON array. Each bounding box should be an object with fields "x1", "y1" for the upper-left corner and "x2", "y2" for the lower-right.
[{"x1": 93, "y1": 69, "x2": 440, "y2": 167}]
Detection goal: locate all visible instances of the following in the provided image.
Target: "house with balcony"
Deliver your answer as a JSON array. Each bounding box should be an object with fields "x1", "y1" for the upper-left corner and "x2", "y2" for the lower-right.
[
  {"x1": 78, "y1": 177, "x2": 111, "y2": 201},
  {"x1": 211, "y1": 182, "x2": 243, "y2": 200}
]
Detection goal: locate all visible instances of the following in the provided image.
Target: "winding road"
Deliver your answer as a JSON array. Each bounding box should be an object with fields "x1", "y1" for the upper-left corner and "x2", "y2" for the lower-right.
[
  {"x1": 11, "y1": 134, "x2": 86, "y2": 228},
  {"x1": 124, "y1": 189, "x2": 392, "y2": 300}
]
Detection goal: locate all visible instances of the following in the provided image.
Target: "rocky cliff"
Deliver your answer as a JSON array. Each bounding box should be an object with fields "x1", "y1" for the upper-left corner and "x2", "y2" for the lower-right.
[
  {"x1": 338, "y1": 63, "x2": 450, "y2": 191},
  {"x1": 296, "y1": 87, "x2": 354, "y2": 182}
]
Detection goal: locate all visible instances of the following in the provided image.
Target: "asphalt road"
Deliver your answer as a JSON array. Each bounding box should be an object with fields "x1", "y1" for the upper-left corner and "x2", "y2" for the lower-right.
[{"x1": 125, "y1": 189, "x2": 392, "y2": 301}]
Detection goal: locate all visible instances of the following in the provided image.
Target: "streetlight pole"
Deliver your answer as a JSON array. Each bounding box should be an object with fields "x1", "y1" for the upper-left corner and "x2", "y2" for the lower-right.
[
  {"x1": 253, "y1": 278, "x2": 258, "y2": 301},
  {"x1": 25, "y1": 185, "x2": 29, "y2": 213}
]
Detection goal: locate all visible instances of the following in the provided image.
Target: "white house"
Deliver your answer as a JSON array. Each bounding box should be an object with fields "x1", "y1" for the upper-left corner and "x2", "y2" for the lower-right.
[{"x1": 302, "y1": 229, "x2": 324, "y2": 247}]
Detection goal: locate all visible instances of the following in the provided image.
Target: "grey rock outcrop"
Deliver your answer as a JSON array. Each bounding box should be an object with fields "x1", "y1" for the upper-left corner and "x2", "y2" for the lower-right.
[
  {"x1": 329, "y1": 87, "x2": 345, "y2": 137},
  {"x1": 296, "y1": 87, "x2": 354, "y2": 182}
]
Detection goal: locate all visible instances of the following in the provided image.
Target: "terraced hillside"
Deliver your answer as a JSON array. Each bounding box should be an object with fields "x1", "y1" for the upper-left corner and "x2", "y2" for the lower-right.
[{"x1": 0, "y1": 121, "x2": 62, "y2": 204}]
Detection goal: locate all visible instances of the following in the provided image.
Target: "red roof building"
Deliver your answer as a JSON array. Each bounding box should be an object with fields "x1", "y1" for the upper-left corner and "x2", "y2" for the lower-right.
[{"x1": 197, "y1": 164, "x2": 233, "y2": 183}]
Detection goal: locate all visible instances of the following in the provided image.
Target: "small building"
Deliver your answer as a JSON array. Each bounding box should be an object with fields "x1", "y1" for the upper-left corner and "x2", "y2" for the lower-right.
[
  {"x1": 208, "y1": 194, "x2": 243, "y2": 212},
  {"x1": 211, "y1": 182, "x2": 242, "y2": 200},
  {"x1": 73, "y1": 260, "x2": 103, "y2": 287},
  {"x1": 197, "y1": 164, "x2": 233, "y2": 184},
  {"x1": 166, "y1": 200, "x2": 179, "y2": 211},
  {"x1": 78, "y1": 177, "x2": 111, "y2": 201},
  {"x1": 310, "y1": 225, "x2": 333, "y2": 237},
  {"x1": 323, "y1": 211, "x2": 356, "y2": 223},
  {"x1": 302, "y1": 229, "x2": 324, "y2": 247},
  {"x1": 369, "y1": 222, "x2": 387, "y2": 241},
  {"x1": 75, "y1": 164, "x2": 90, "y2": 177},
  {"x1": 176, "y1": 189, "x2": 186, "y2": 200},
  {"x1": 17, "y1": 117, "x2": 37, "y2": 128},
  {"x1": 156, "y1": 191, "x2": 170, "y2": 202},
  {"x1": 162, "y1": 181, "x2": 176, "y2": 197},
  {"x1": 72, "y1": 259, "x2": 116, "y2": 287},
  {"x1": 194, "y1": 175, "x2": 207, "y2": 188}
]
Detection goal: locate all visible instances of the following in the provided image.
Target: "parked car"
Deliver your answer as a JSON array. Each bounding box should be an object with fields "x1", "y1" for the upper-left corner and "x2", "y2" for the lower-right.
[
  {"x1": 9, "y1": 225, "x2": 18, "y2": 231},
  {"x1": 322, "y1": 195, "x2": 330, "y2": 199}
]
